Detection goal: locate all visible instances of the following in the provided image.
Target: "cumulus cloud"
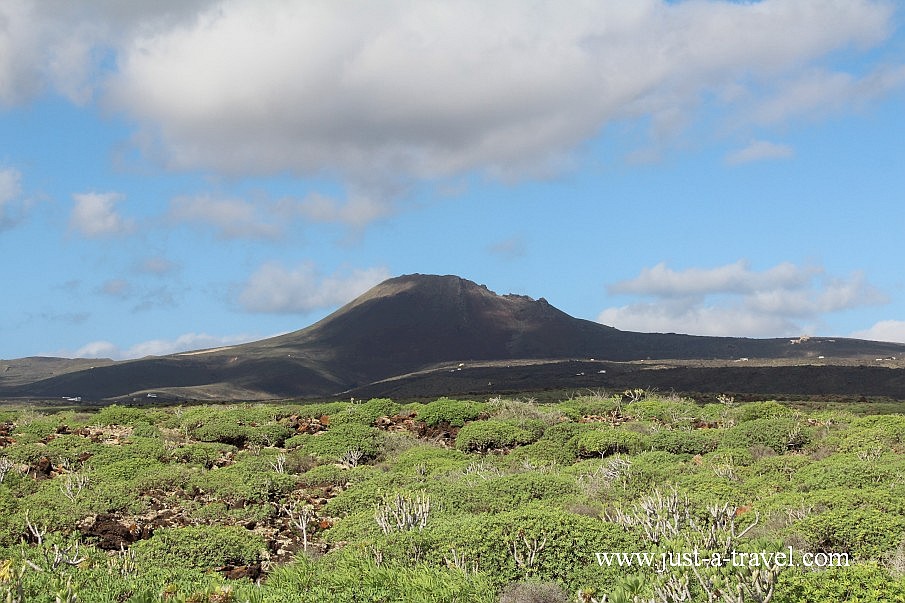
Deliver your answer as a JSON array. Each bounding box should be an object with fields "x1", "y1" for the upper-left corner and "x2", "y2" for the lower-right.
[
  {"x1": 72, "y1": 331, "x2": 259, "y2": 360},
  {"x1": 168, "y1": 194, "x2": 282, "y2": 239},
  {"x1": 100, "y1": 0, "x2": 897, "y2": 184},
  {"x1": 69, "y1": 192, "x2": 134, "y2": 237},
  {"x1": 0, "y1": 0, "x2": 218, "y2": 106},
  {"x1": 0, "y1": 167, "x2": 28, "y2": 231},
  {"x1": 238, "y1": 262, "x2": 390, "y2": 314},
  {"x1": 599, "y1": 260, "x2": 887, "y2": 337},
  {"x1": 725, "y1": 140, "x2": 794, "y2": 165},
  {"x1": 851, "y1": 320, "x2": 905, "y2": 344}
]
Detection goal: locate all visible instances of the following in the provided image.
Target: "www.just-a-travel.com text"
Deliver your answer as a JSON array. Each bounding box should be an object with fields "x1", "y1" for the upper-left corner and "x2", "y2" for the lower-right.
[{"x1": 596, "y1": 548, "x2": 849, "y2": 573}]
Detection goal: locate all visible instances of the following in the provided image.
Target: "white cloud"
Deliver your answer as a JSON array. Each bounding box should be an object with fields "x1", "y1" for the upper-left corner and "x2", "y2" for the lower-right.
[
  {"x1": 607, "y1": 260, "x2": 816, "y2": 297},
  {"x1": 101, "y1": 0, "x2": 897, "y2": 183},
  {"x1": 238, "y1": 262, "x2": 390, "y2": 314},
  {"x1": 748, "y1": 65, "x2": 905, "y2": 126},
  {"x1": 725, "y1": 140, "x2": 794, "y2": 165},
  {"x1": 0, "y1": 0, "x2": 218, "y2": 106},
  {"x1": 599, "y1": 260, "x2": 886, "y2": 337},
  {"x1": 284, "y1": 192, "x2": 394, "y2": 230},
  {"x1": 69, "y1": 192, "x2": 134, "y2": 237},
  {"x1": 851, "y1": 320, "x2": 905, "y2": 344},
  {"x1": 72, "y1": 331, "x2": 259, "y2": 360},
  {"x1": 168, "y1": 194, "x2": 282, "y2": 239},
  {"x1": 0, "y1": 167, "x2": 27, "y2": 231}
]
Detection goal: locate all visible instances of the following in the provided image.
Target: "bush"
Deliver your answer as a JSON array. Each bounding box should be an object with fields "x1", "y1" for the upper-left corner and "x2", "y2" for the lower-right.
[
  {"x1": 169, "y1": 442, "x2": 237, "y2": 468},
  {"x1": 572, "y1": 428, "x2": 648, "y2": 458},
  {"x1": 332, "y1": 398, "x2": 401, "y2": 426},
  {"x1": 92, "y1": 404, "x2": 149, "y2": 426},
  {"x1": 417, "y1": 398, "x2": 487, "y2": 427},
  {"x1": 650, "y1": 428, "x2": 721, "y2": 455},
  {"x1": 455, "y1": 420, "x2": 539, "y2": 452},
  {"x1": 737, "y1": 400, "x2": 793, "y2": 422},
  {"x1": 627, "y1": 398, "x2": 700, "y2": 427},
  {"x1": 793, "y1": 509, "x2": 905, "y2": 559},
  {"x1": 427, "y1": 504, "x2": 637, "y2": 591},
  {"x1": 775, "y1": 563, "x2": 905, "y2": 603},
  {"x1": 287, "y1": 422, "x2": 385, "y2": 462},
  {"x1": 132, "y1": 525, "x2": 265, "y2": 569},
  {"x1": 721, "y1": 417, "x2": 808, "y2": 453},
  {"x1": 191, "y1": 464, "x2": 297, "y2": 505}
]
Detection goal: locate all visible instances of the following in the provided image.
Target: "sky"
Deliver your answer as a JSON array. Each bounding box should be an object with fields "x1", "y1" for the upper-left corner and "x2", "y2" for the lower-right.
[{"x1": 1, "y1": 0, "x2": 905, "y2": 360}]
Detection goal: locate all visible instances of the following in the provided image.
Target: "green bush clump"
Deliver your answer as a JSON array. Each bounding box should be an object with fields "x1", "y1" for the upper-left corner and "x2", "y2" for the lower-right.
[
  {"x1": 92, "y1": 404, "x2": 149, "y2": 426},
  {"x1": 463, "y1": 472, "x2": 578, "y2": 513},
  {"x1": 794, "y1": 452, "x2": 905, "y2": 491},
  {"x1": 417, "y1": 398, "x2": 487, "y2": 427},
  {"x1": 332, "y1": 398, "x2": 401, "y2": 426},
  {"x1": 191, "y1": 463, "x2": 297, "y2": 505},
  {"x1": 555, "y1": 396, "x2": 621, "y2": 421},
  {"x1": 793, "y1": 509, "x2": 905, "y2": 559},
  {"x1": 775, "y1": 563, "x2": 905, "y2": 603},
  {"x1": 168, "y1": 442, "x2": 237, "y2": 468},
  {"x1": 391, "y1": 445, "x2": 470, "y2": 476},
  {"x1": 737, "y1": 400, "x2": 793, "y2": 422},
  {"x1": 572, "y1": 427, "x2": 648, "y2": 458},
  {"x1": 264, "y1": 553, "x2": 496, "y2": 603},
  {"x1": 720, "y1": 417, "x2": 808, "y2": 453},
  {"x1": 427, "y1": 504, "x2": 637, "y2": 591},
  {"x1": 132, "y1": 525, "x2": 265, "y2": 569},
  {"x1": 650, "y1": 428, "x2": 721, "y2": 455},
  {"x1": 287, "y1": 422, "x2": 385, "y2": 461},
  {"x1": 245, "y1": 422, "x2": 294, "y2": 447},
  {"x1": 626, "y1": 398, "x2": 700, "y2": 427},
  {"x1": 455, "y1": 420, "x2": 540, "y2": 452}
]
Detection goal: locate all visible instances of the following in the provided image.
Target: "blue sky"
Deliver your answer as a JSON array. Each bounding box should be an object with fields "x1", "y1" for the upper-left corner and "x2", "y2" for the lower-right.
[{"x1": 1, "y1": 0, "x2": 904, "y2": 360}]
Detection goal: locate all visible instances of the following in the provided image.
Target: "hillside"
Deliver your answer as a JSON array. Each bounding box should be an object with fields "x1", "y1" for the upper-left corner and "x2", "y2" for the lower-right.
[{"x1": 2, "y1": 274, "x2": 904, "y2": 401}]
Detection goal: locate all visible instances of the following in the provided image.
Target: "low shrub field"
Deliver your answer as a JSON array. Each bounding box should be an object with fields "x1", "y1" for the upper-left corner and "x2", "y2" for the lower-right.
[{"x1": 1, "y1": 393, "x2": 905, "y2": 601}]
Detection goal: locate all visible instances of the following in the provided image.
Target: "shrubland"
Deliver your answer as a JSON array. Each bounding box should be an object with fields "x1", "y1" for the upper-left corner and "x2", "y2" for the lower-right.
[{"x1": 0, "y1": 392, "x2": 904, "y2": 601}]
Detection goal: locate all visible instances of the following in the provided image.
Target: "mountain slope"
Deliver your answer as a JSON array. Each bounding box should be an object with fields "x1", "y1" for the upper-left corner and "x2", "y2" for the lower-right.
[{"x1": 3, "y1": 274, "x2": 904, "y2": 401}]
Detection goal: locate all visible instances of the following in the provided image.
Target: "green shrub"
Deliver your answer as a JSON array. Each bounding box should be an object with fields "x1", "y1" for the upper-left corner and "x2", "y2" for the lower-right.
[
  {"x1": 555, "y1": 396, "x2": 621, "y2": 421},
  {"x1": 169, "y1": 442, "x2": 237, "y2": 468},
  {"x1": 794, "y1": 453, "x2": 905, "y2": 491},
  {"x1": 463, "y1": 472, "x2": 577, "y2": 513},
  {"x1": 417, "y1": 398, "x2": 487, "y2": 427},
  {"x1": 572, "y1": 428, "x2": 648, "y2": 458},
  {"x1": 245, "y1": 422, "x2": 294, "y2": 447},
  {"x1": 191, "y1": 464, "x2": 296, "y2": 505},
  {"x1": 130, "y1": 420, "x2": 161, "y2": 438},
  {"x1": 721, "y1": 417, "x2": 808, "y2": 453},
  {"x1": 132, "y1": 525, "x2": 265, "y2": 569},
  {"x1": 92, "y1": 404, "x2": 149, "y2": 426},
  {"x1": 287, "y1": 422, "x2": 385, "y2": 461},
  {"x1": 332, "y1": 398, "x2": 401, "y2": 426},
  {"x1": 455, "y1": 420, "x2": 539, "y2": 452},
  {"x1": 427, "y1": 504, "x2": 637, "y2": 591},
  {"x1": 263, "y1": 554, "x2": 496, "y2": 603},
  {"x1": 775, "y1": 563, "x2": 905, "y2": 603},
  {"x1": 793, "y1": 509, "x2": 905, "y2": 559},
  {"x1": 627, "y1": 398, "x2": 700, "y2": 427},
  {"x1": 737, "y1": 400, "x2": 793, "y2": 422},
  {"x1": 650, "y1": 428, "x2": 721, "y2": 455}
]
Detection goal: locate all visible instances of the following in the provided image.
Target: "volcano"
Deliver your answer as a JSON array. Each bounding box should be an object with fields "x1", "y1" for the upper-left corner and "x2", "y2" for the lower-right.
[{"x1": 3, "y1": 274, "x2": 905, "y2": 401}]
